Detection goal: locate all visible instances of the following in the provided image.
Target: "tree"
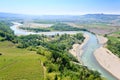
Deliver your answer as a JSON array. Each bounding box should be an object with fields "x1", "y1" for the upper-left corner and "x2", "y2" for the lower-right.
[{"x1": 54, "y1": 75, "x2": 58, "y2": 80}]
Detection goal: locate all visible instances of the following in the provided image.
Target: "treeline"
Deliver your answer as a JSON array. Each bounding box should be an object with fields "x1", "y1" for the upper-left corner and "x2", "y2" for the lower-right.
[
  {"x1": 19, "y1": 27, "x2": 51, "y2": 32},
  {"x1": 51, "y1": 23, "x2": 87, "y2": 31},
  {"x1": 107, "y1": 33, "x2": 120, "y2": 57},
  {"x1": 17, "y1": 33, "x2": 103, "y2": 80},
  {"x1": 0, "y1": 21, "x2": 17, "y2": 42},
  {"x1": 19, "y1": 23, "x2": 87, "y2": 32}
]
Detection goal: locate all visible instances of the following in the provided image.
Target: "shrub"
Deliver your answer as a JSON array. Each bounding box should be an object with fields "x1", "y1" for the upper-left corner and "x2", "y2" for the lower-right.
[{"x1": 0, "y1": 53, "x2": 2, "y2": 55}]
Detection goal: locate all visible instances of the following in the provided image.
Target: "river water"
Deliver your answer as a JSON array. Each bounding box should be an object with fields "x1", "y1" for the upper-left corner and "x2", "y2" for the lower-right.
[
  {"x1": 81, "y1": 32, "x2": 117, "y2": 80},
  {"x1": 10, "y1": 22, "x2": 117, "y2": 80}
]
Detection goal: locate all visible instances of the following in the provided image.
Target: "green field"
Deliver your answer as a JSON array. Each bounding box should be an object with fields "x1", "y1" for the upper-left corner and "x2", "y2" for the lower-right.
[
  {"x1": 107, "y1": 31, "x2": 120, "y2": 57},
  {"x1": 79, "y1": 23, "x2": 110, "y2": 28},
  {"x1": 0, "y1": 41, "x2": 46, "y2": 80}
]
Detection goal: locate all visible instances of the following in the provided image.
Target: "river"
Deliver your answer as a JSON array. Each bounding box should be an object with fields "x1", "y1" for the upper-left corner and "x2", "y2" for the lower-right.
[
  {"x1": 81, "y1": 32, "x2": 117, "y2": 80},
  {"x1": 10, "y1": 22, "x2": 117, "y2": 80},
  {"x1": 10, "y1": 22, "x2": 80, "y2": 36}
]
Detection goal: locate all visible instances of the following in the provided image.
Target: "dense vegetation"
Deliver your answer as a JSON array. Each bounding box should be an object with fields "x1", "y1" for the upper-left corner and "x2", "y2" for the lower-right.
[
  {"x1": 107, "y1": 31, "x2": 120, "y2": 57},
  {"x1": 17, "y1": 33, "x2": 103, "y2": 80},
  {"x1": 0, "y1": 21, "x2": 17, "y2": 42},
  {"x1": 19, "y1": 23, "x2": 87, "y2": 32},
  {"x1": 19, "y1": 27, "x2": 51, "y2": 32},
  {"x1": 0, "y1": 21, "x2": 103, "y2": 80},
  {"x1": 50, "y1": 23, "x2": 87, "y2": 31}
]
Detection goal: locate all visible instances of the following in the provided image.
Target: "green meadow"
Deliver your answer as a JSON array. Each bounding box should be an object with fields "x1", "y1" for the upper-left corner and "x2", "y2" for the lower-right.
[
  {"x1": 0, "y1": 41, "x2": 46, "y2": 80},
  {"x1": 107, "y1": 30, "x2": 120, "y2": 57}
]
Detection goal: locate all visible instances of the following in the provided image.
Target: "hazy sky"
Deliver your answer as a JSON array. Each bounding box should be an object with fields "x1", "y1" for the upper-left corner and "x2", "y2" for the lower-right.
[{"x1": 0, "y1": 0, "x2": 120, "y2": 15}]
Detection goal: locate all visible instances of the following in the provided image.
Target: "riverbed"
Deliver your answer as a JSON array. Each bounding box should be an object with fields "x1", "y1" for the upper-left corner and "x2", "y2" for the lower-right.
[
  {"x1": 10, "y1": 22, "x2": 117, "y2": 80},
  {"x1": 81, "y1": 32, "x2": 117, "y2": 80}
]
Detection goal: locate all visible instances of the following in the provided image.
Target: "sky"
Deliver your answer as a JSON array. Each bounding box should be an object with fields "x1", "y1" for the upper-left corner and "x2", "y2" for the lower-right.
[{"x1": 0, "y1": 0, "x2": 120, "y2": 15}]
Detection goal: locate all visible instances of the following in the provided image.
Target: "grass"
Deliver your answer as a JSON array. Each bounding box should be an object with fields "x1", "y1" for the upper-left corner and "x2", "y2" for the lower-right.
[
  {"x1": 107, "y1": 31, "x2": 120, "y2": 57},
  {"x1": 0, "y1": 41, "x2": 46, "y2": 80},
  {"x1": 81, "y1": 23, "x2": 110, "y2": 28},
  {"x1": 113, "y1": 30, "x2": 120, "y2": 36},
  {"x1": 108, "y1": 30, "x2": 120, "y2": 42}
]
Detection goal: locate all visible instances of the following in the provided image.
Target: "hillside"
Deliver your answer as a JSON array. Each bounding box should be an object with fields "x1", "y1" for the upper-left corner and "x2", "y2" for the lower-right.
[{"x1": 0, "y1": 20, "x2": 104, "y2": 80}]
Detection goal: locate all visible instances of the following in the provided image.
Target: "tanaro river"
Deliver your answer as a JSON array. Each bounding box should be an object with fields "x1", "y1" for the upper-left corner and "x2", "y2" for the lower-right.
[{"x1": 10, "y1": 22, "x2": 117, "y2": 80}]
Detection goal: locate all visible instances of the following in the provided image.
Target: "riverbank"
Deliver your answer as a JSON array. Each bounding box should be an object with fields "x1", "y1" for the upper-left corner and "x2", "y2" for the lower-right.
[
  {"x1": 94, "y1": 35, "x2": 120, "y2": 79},
  {"x1": 96, "y1": 35, "x2": 108, "y2": 45},
  {"x1": 11, "y1": 22, "x2": 82, "y2": 36},
  {"x1": 69, "y1": 33, "x2": 89, "y2": 63}
]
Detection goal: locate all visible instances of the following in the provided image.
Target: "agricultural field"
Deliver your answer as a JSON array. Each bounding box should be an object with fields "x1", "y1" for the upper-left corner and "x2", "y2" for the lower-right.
[
  {"x1": 67, "y1": 22, "x2": 120, "y2": 35},
  {"x1": 0, "y1": 41, "x2": 46, "y2": 80}
]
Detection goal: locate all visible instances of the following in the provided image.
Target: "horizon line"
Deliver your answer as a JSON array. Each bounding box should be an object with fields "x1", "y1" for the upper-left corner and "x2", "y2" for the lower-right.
[{"x1": 0, "y1": 12, "x2": 120, "y2": 16}]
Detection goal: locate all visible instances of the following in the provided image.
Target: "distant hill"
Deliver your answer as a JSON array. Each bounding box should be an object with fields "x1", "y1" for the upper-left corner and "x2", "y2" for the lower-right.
[
  {"x1": 0, "y1": 12, "x2": 28, "y2": 18},
  {"x1": 0, "y1": 12, "x2": 120, "y2": 24},
  {"x1": 82, "y1": 14, "x2": 120, "y2": 23}
]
